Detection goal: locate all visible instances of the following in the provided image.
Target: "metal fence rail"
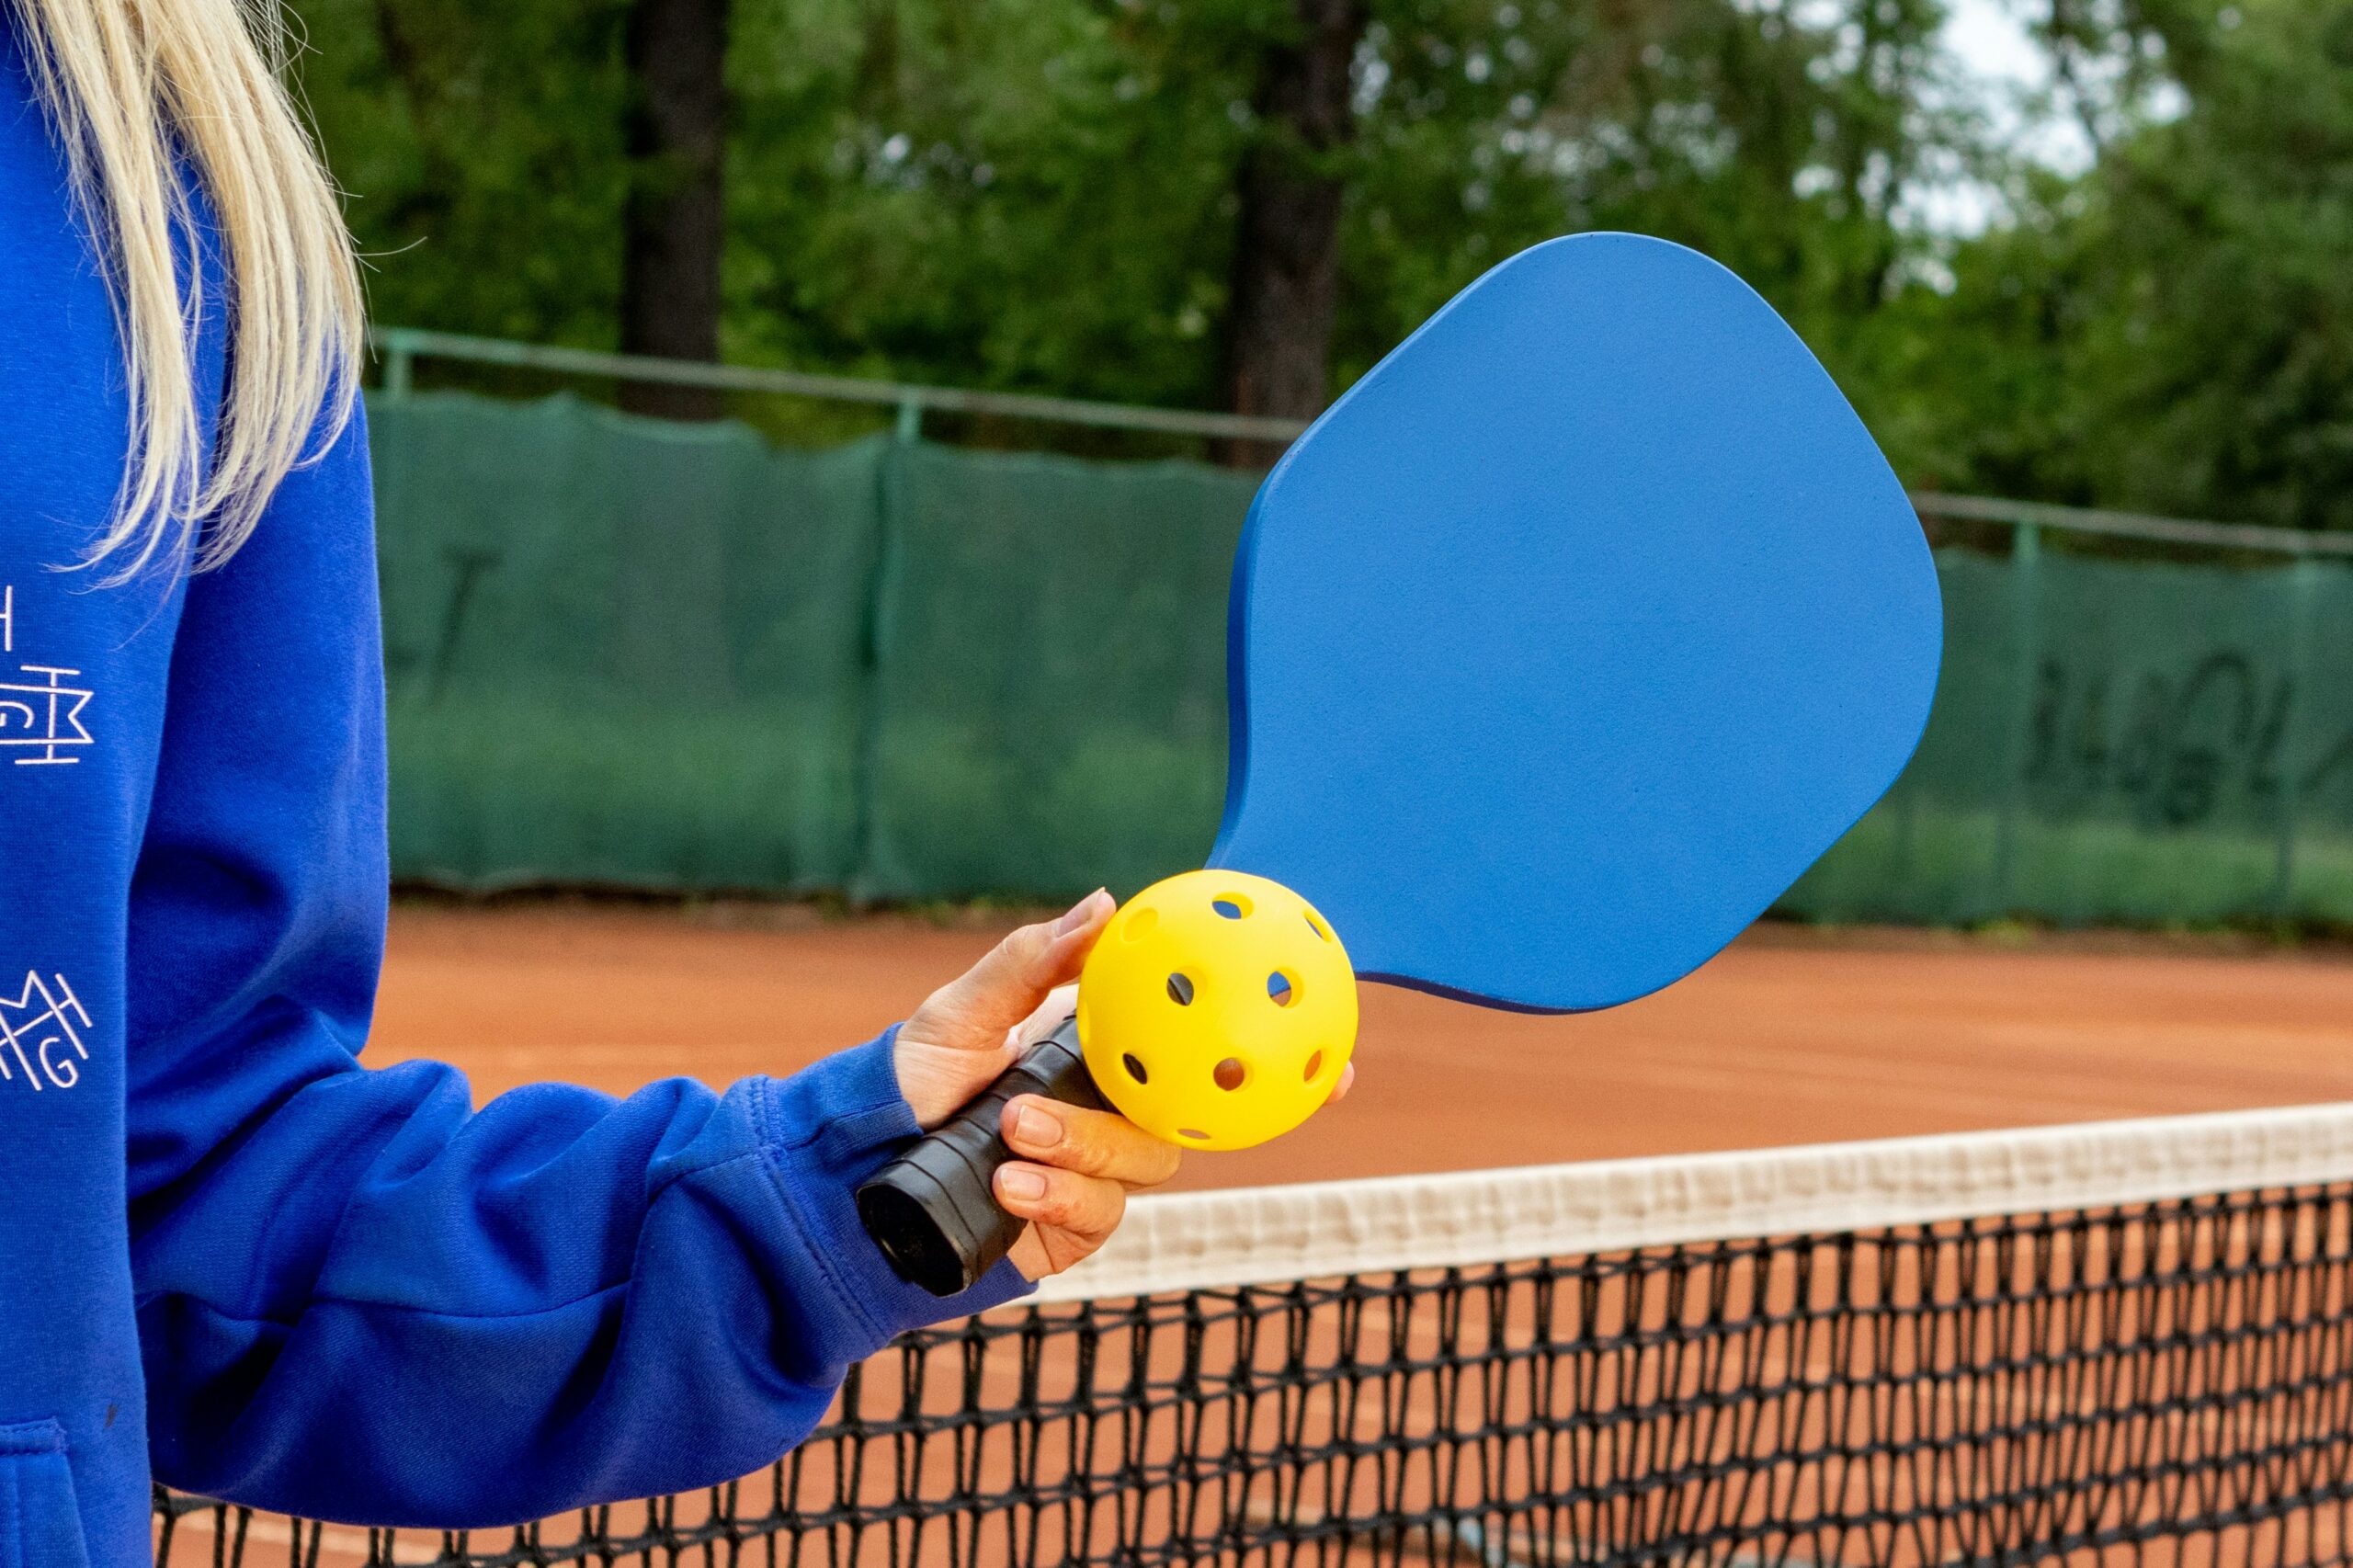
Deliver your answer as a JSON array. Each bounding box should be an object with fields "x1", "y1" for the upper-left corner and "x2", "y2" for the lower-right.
[
  {"x1": 369, "y1": 326, "x2": 1310, "y2": 445},
  {"x1": 1912, "y1": 491, "x2": 2353, "y2": 559},
  {"x1": 370, "y1": 325, "x2": 2347, "y2": 560}
]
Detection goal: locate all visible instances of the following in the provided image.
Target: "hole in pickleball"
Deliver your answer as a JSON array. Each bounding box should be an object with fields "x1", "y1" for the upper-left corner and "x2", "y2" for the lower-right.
[
  {"x1": 1212, "y1": 893, "x2": 1252, "y2": 920},
  {"x1": 1123, "y1": 907, "x2": 1159, "y2": 942},
  {"x1": 1267, "y1": 971, "x2": 1297, "y2": 1007},
  {"x1": 1166, "y1": 972, "x2": 1195, "y2": 1006},
  {"x1": 1303, "y1": 1051, "x2": 1323, "y2": 1080},
  {"x1": 1122, "y1": 1053, "x2": 1149, "y2": 1085},
  {"x1": 1214, "y1": 1058, "x2": 1247, "y2": 1091},
  {"x1": 1179, "y1": 1128, "x2": 1211, "y2": 1142},
  {"x1": 1303, "y1": 912, "x2": 1331, "y2": 940}
]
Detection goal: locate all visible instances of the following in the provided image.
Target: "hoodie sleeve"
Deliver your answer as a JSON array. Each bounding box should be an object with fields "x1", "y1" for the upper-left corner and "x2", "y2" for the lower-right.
[{"x1": 124, "y1": 401, "x2": 1030, "y2": 1528}]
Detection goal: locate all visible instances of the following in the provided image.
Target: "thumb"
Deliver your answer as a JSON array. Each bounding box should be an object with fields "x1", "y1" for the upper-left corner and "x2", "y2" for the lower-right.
[{"x1": 900, "y1": 889, "x2": 1114, "y2": 1055}]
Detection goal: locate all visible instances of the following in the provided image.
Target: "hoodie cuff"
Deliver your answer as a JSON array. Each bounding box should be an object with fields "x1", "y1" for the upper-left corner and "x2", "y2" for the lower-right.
[{"x1": 755, "y1": 1027, "x2": 1033, "y2": 1362}]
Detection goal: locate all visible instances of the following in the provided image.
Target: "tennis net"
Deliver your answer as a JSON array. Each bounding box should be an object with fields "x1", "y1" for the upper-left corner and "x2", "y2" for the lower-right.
[{"x1": 153, "y1": 1101, "x2": 2353, "y2": 1566}]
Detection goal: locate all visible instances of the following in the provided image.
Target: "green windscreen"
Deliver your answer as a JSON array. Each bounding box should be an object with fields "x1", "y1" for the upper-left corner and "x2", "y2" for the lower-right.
[
  {"x1": 372, "y1": 392, "x2": 2353, "y2": 926},
  {"x1": 373, "y1": 394, "x2": 880, "y2": 892}
]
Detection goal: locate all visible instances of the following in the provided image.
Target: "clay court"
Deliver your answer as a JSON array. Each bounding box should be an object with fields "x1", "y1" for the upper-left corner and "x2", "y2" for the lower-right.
[
  {"x1": 372, "y1": 903, "x2": 2353, "y2": 1187},
  {"x1": 151, "y1": 908, "x2": 2353, "y2": 1567}
]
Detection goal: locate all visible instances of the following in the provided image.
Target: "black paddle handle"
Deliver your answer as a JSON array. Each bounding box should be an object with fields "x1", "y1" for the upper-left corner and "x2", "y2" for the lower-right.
[{"x1": 857, "y1": 1017, "x2": 1111, "y2": 1297}]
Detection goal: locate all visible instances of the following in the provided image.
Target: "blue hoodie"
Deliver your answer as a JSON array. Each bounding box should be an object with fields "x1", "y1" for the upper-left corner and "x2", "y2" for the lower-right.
[{"x1": 0, "y1": 24, "x2": 1023, "y2": 1568}]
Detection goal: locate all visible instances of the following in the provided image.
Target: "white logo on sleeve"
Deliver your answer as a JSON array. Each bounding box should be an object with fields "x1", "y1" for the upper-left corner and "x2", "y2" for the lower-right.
[
  {"x1": 0, "y1": 971, "x2": 92, "y2": 1092},
  {"x1": 0, "y1": 585, "x2": 96, "y2": 767}
]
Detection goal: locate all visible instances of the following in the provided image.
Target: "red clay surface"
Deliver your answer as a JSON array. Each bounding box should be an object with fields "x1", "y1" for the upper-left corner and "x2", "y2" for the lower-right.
[
  {"x1": 154, "y1": 907, "x2": 2353, "y2": 1566},
  {"x1": 372, "y1": 903, "x2": 2353, "y2": 1191}
]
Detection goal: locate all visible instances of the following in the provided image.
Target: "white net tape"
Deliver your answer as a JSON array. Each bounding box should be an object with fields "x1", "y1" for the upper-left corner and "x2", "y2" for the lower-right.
[{"x1": 1034, "y1": 1098, "x2": 2353, "y2": 1302}]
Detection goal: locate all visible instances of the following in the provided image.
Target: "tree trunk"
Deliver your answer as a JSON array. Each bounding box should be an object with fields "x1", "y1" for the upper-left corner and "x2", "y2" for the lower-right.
[
  {"x1": 620, "y1": 0, "x2": 729, "y2": 420},
  {"x1": 1218, "y1": 0, "x2": 1369, "y2": 466}
]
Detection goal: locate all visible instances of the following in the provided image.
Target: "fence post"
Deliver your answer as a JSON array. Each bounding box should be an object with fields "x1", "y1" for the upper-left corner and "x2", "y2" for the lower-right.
[
  {"x1": 381, "y1": 330, "x2": 415, "y2": 399},
  {"x1": 847, "y1": 409, "x2": 922, "y2": 904},
  {"x1": 2273, "y1": 556, "x2": 2319, "y2": 917},
  {"x1": 1992, "y1": 520, "x2": 2041, "y2": 916}
]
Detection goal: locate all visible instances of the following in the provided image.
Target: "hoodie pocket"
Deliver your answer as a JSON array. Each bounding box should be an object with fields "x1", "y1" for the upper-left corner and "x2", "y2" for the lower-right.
[{"x1": 0, "y1": 1423, "x2": 88, "y2": 1568}]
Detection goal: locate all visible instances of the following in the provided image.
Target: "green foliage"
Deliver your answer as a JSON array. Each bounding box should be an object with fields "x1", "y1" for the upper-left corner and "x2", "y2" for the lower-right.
[
  {"x1": 289, "y1": 0, "x2": 2353, "y2": 530},
  {"x1": 292, "y1": 0, "x2": 635, "y2": 345},
  {"x1": 722, "y1": 0, "x2": 1262, "y2": 410},
  {"x1": 1878, "y1": 0, "x2": 2353, "y2": 529},
  {"x1": 296, "y1": 0, "x2": 1959, "y2": 409},
  {"x1": 1338, "y1": 0, "x2": 1964, "y2": 385}
]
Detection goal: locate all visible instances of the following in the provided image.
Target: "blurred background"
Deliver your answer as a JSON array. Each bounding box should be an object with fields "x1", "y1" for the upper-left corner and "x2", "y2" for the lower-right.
[
  {"x1": 317, "y1": 0, "x2": 2338, "y2": 508},
  {"x1": 153, "y1": 16, "x2": 2353, "y2": 1552},
  {"x1": 316, "y1": 0, "x2": 2353, "y2": 1173}
]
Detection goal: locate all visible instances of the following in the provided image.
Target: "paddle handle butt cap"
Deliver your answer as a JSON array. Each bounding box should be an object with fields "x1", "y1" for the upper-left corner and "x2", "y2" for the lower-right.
[{"x1": 857, "y1": 1017, "x2": 1109, "y2": 1297}]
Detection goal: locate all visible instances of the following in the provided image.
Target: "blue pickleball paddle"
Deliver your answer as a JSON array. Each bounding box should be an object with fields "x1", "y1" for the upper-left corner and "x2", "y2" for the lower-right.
[
  {"x1": 858, "y1": 232, "x2": 1941, "y2": 1295},
  {"x1": 1211, "y1": 232, "x2": 1941, "y2": 1011}
]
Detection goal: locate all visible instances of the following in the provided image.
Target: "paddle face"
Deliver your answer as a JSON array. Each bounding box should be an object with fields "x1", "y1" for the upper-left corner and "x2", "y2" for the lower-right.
[{"x1": 1210, "y1": 233, "x2": 1942, "y2": 1013}]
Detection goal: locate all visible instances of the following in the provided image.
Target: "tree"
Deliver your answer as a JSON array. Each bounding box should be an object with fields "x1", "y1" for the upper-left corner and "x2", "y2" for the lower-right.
[
  {"x1": 1887, "y1": 0, "x2": 2353, "y2": 530},
  {"x1": 293, "y1": 0, "x2": 1965, "y2": 461},
  {"x1": 292, "y1": 0, "x2": 633, "y2": 347},
  {"x1": 620, "y1": 0, "x2": 732, "y2": 418},
  {"x1": 1218, "y1": 0, "x2": 1370, "y2": 461},
  {"x1": 1333, "y1": 0, "x2": 1961, "y2": 403}
]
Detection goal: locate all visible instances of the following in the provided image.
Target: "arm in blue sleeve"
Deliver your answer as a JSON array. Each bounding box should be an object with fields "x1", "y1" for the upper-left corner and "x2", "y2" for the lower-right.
[{"x1": 125, "y1": 402, "x2": 1029, "y2": 1528}]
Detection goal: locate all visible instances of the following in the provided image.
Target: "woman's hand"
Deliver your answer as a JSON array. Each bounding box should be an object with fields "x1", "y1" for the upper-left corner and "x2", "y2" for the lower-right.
[
  {"x1": 892, "y1": 888, "x2": 1356, "y2": 1283},
  {"x1": 994, "y1": 1023, "x2": 1185, "y2": 1280},
  {"x1": 892, "y1": 891, "x2": 1184, "y2": 1280},
  {"x1": 988, "y1": 982, "x2": 1353, "y2": 1279},
  {"x1": 892, "y1": 890, "x2": 1114, "y2": 1128}
]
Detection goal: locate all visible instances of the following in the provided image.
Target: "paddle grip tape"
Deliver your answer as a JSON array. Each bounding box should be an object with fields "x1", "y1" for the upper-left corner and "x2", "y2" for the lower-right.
[{"x1": 857, "y1": 1017, "x2": 1110, "y2": 1297}]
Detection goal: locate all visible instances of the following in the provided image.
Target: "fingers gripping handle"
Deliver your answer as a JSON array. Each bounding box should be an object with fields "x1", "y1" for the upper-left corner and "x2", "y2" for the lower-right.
[{"x1": 858, "y1": 1017, "x2": 1110, "y2": 1297}]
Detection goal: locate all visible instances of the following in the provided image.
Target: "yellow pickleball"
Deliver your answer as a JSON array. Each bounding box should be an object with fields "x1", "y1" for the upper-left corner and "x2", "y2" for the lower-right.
[{"x1": 1075, "y1": 869, "x2": 1358, "y2": 1152}]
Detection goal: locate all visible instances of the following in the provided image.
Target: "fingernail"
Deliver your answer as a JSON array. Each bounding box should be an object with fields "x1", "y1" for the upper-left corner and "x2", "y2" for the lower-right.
[
  {"x1": 1055, "y1": 889, "x2": 1108, "y2": 936},
  {"x1": 1015, "y1": 1103, "x2": 1063, "y2": 1148},
  {"x1": 999, "y1": 1166, "x2": 1047, "y2": 1201}
]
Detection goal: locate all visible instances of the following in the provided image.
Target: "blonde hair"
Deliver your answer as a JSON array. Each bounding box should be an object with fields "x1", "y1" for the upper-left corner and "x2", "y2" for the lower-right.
[{"x1": 9, "y1": 0, "x2": 362, "y2": 576}]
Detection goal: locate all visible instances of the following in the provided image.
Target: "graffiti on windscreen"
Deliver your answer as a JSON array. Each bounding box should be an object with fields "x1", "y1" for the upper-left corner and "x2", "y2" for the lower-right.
[{"x1": 2023, "y1": 653, "x2": 2353, "y2": 828}]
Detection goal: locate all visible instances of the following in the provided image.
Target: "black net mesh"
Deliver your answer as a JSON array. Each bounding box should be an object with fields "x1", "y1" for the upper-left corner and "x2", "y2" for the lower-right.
[{"x1": 153, "y1": 1183, "x2": 2353, "y2": 1566}]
